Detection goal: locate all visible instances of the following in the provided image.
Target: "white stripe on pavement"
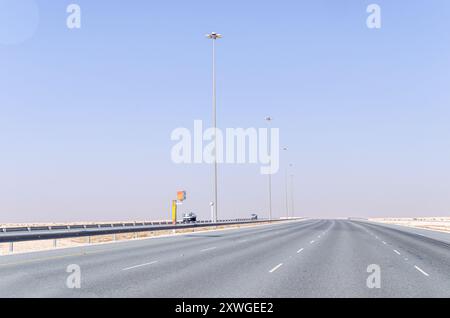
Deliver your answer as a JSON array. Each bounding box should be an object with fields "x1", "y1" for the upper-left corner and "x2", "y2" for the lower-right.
[
  {"x1": 297, "y1": 248, "x2": 304, "y2": 254},
  {"x1": 200, "y1": 247, "x2": 217, "y2": 252},
  {"x1": 414, "y1": 265, "x2": 429, "y2": 277},
  {"x1": 393, "y1": 249, "x2": 401, "y2": 255},
  {"x1": 122, "y1": 261, "x2": 158, "y2": 271},
  {"x1": 269, "y1": 263, "x2": 283, "y2": 273}
]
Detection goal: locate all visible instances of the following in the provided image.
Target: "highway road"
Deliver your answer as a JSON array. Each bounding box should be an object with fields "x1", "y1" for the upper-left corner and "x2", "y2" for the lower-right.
[{"x1": 0, "y1": 219, "x2": 449, "y2": 297}]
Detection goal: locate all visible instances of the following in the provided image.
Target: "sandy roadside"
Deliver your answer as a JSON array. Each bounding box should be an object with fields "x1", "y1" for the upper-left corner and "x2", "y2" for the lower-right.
[{"x1": 369, "y1": 217, "x2": 450, "y2": 233}]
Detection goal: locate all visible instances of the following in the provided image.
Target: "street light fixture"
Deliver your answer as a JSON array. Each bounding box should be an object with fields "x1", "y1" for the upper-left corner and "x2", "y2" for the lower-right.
[
  {"x1": 206, "y1": 32, "x2": 223, "y2": 40},
  {"x1": 206, "y1": 32, "x2": 222, "y2": 222}
]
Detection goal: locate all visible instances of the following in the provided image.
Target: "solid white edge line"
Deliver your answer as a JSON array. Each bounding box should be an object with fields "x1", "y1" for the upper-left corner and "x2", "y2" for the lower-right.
[
  {"x1": 122, "y1": 261, "x2": 158, "y2": 271},
  {"x1": 269, "y1": 263, "x2": 283, "y2": 273},
  {"x1": 393, "y1": 249, "x2": 401, "y2": 255},
  {"x1": 297, "y1": 248, "x2": 304, "y2": 254},
  {"x1": 414, "y1": 265, "x2": 429, "y2": 277}
]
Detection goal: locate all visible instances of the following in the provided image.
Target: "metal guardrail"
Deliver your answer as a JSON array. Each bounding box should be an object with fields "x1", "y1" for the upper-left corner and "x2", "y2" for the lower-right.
[{"x1": 0, "y1": 218, "x2": 284, "y2": 244}]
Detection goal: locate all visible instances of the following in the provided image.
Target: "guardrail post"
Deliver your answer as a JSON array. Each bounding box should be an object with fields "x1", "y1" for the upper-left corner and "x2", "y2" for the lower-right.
[
  {"x1": 9, "y1": 242, "x2": 13, "y2": 253},
  {"x1": 134, "y1": 232, "x2": 137, "y2": 239},
  {"x1": 53, "y1": 239, "x2": 57, "y2": 248},
  {"x1": 87, "y1": 236, "x2": 91, "y2": 244},
  {"x1": 112, "y1": 234, "x2": 116, "y2": 241}
]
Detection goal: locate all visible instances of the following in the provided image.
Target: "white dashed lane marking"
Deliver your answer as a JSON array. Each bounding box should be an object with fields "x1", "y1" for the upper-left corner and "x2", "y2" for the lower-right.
[
  {"x1": 122, "y1": 261, "x2": 158, "y2": 271},
  {"x1": 269, "y1": 263, "x2": 283, "y2": 273},
  {"x1": 414, "y1": 265, "x2": 430, "y2": 277},
  {"x1": 200, "y1": 247, "x2": 217, "y2": 252}
]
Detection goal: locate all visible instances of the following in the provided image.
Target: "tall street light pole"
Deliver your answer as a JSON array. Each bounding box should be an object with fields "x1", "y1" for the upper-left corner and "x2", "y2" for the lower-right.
[
  {"x1": 265, "y1": 116, "x2": 273, "y2": 221},
  {"x1": 289, "y1": 164, "x2": 294, "y2": 217},
  {"x1": 283, "y1": 147, "x2": 289, "y2": 219},
  {"x1": 206, "y1": 32, "x2": 222, "y2": 222}
]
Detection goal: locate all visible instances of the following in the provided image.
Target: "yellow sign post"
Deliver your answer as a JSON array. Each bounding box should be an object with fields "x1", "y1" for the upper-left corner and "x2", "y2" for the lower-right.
[{"x1": 172, "y1": 200, "x2": 177, "y2": 225}]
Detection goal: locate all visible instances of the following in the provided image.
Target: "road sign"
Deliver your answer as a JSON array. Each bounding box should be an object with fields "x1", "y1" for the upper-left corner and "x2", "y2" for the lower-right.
[
  {"x1": 172, "y1": 200, "x2": 177, "y2": 225},
  {"x1": 177, "y1": 191, "x2": 186, "y2": 202}
]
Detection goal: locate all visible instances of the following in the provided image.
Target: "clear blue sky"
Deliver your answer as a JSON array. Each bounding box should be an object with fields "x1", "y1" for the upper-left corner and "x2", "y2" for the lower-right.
[{"x1": 1, "y1": 0, "x2": 450, "y2": 222}]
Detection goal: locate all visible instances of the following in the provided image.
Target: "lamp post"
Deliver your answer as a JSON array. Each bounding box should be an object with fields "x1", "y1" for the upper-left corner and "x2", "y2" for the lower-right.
[
  {"x1": 206, "y1": 32, "x2": 222, "y2": 222},
  {"x1": 265, "y1": 116, "x2": 273, "y2": 221},
  {"x1": 290, "y1": 171, "x2": 295, "y2": 217},
  {"x1": 283, "y1": 147, "x2": 289, "y2": 219}
]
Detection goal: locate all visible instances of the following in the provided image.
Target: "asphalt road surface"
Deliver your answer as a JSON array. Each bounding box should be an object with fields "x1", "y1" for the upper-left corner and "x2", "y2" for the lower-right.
[{"x1": 1, "y1": 219, "x2": 449, "y2": 297}]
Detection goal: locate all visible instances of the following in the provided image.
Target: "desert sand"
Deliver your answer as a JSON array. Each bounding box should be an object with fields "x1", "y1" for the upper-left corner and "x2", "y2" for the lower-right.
[{"x1": 370, "y1": 217, "x2": 450, "y2": 233}]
